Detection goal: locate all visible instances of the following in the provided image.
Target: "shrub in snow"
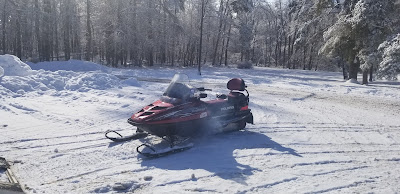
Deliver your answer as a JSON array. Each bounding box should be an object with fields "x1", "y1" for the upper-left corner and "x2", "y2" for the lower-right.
[
  {"x1": 237, "y1": 61, "x2": 253, "y2": 69},
  {"x1": 0, "y1": 54, "x2": 33, "y2": 76},
  {"x1": 378, "y1": 34, "x2": 400, "y2": 80}
]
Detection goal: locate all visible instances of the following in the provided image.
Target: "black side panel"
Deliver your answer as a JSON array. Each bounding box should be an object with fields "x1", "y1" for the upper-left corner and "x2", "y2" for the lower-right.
[{"x1": 128, "y1": 118, "x2": 208, "y2": 138}]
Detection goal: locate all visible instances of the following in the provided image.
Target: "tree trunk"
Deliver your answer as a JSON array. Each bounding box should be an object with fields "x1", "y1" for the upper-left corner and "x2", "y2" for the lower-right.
[
  {"x1": 15, "y1": 18, "x2": 22, "y2": 59},
  {"x1": 147, "y1": 0, "x2": 154, "y2": 66},
  {"x1": 198, "y1": 0, "x2": 206, "y2": 75},
  {"x1": 369, "y1": 66, "x2": 373, "y2": 82},
  {"x1": 225, "y1": 20, "x2": 232, "y2": 66},
  {"x1": 53, "y1": 0, "x2": 59, "y2": 61},
  {"x1": 212, "y1": 0, "x2": 224, "y2": 66},
  {"x1": 287, "y1": 35, "x2": 291, "y2": 68},
  {"x1": 348, "y1": 55, "x2": 359, "y2": 81},
  {"x1": 2, "y1": 0, "x2": 7, "y2": 54},
  {"x1": 283, "y1": 34, "x2": 287, "y2": 68},
  {"x1": 42, "y1": 0, "x2": 52, "y2": 61},
  {"x1": 362, "y1": 70, "x2": 368, "y2": 85},
  {"x1": 85, "y1": 0, "x2": 92, "y2": 61},
  {"x1": 342, "y1": 61, "x2": 348, "y2": 80},
  {"x1": 34, "y1": 0, "x2": 42, "y2": 61},
  {"x1": 308, "y1": 46, "x2": 314, "y2": 70},
  {"x1": 63, "y1": 0, "x2": 71, "y2": 60},
  {"x1": 303, "y1": 45, "x2": 306, "y2": 70}
]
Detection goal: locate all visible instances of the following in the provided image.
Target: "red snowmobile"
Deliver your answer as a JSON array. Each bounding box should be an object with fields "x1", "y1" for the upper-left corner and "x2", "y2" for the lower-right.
[{"x1": 106, "y1": 73, "x2": 253, "y2": 157}]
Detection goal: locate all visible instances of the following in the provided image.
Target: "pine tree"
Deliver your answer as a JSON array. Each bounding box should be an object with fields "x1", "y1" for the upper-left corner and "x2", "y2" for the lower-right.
[
  {"x1": 378, "y1": 34, "x2": 400, "y2": 80},
  {"x1": 320, "y1": 0, "x2": 395, "y2": 83}
]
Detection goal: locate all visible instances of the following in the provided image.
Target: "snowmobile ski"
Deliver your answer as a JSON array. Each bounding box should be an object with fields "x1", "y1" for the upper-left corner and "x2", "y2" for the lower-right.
[
  {"x1": 0, "y1": 157, "x2": 24, "y2": 193},
  {"x1": 105, "y1": 130, "x2": 148, "y2": 142},
  {"x1": 136, "y1": 143, "x2": 194, "y2": 158}
]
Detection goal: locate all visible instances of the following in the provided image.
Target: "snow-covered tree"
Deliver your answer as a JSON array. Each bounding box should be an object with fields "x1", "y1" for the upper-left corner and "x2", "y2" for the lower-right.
[
  {"x1": 378, "y1": 34, "x2": 400, "y2": 80},
  {"x1": 320, "y1": 0, "x2": 395, "y2": 83},
  {"x1": 289, "y1": 0, "x2": 339, "y2": 71},
  {"x1": 232, "y1": 0, "x2": 254, "y2": 62}
]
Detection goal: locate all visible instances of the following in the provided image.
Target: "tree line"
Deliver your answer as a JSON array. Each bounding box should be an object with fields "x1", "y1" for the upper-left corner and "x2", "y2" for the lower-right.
[{"x1": 1, "y1": 0, "x2": 399, "y2": 81}]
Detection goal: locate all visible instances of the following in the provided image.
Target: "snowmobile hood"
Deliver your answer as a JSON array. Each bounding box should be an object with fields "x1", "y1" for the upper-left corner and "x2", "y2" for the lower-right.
[
  {"x1": 131, "y1": 100, "x2": 173, "y2": 120},
  {"x1": 130, "y1": 99, "x2": 207, "y2": 125}
]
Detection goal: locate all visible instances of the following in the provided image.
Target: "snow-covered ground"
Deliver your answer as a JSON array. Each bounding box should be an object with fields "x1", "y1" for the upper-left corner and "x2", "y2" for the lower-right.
[{"x1": 1, "y1": 54, "x2": 400, "y2": 193}]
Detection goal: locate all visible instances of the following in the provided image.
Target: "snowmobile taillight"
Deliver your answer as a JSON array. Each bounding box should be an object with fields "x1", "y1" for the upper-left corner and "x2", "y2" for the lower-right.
[{"x1": 240, "y1": 105, "x2": 249, "y2": 111}]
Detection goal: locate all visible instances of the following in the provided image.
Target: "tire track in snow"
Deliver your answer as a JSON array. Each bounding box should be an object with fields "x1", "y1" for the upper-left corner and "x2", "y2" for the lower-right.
[
  {"x1": 234, "y1": 147, "x2": 400, "y2": 159},
  {"x1": 303, "y1": 166, "x2": 369, "y2": 177},
  {"x1": 305, "y1": 179, "x2": 376, "y2": 194},
  {"x1": 237, "y1": 177, "x2": 299, "y2": 194},
  {"x1": 1, "y1": 119, "x2": 129, "y2": 143}
]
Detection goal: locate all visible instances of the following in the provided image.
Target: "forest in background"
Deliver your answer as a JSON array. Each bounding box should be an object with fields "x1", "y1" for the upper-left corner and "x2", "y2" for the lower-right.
[{"x1": 1, "y1": 0, "x2": 400, "y2": 83}]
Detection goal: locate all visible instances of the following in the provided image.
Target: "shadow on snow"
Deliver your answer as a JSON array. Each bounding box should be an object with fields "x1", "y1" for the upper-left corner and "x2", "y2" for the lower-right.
[{"x1": 139, "y1": 130, "x2": 301, "y2": 184}]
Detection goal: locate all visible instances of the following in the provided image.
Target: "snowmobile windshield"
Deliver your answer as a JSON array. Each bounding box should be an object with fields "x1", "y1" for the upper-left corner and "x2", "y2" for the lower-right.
[{"x1": 162, "y1": 74, "x2": 195, "y2": 102}]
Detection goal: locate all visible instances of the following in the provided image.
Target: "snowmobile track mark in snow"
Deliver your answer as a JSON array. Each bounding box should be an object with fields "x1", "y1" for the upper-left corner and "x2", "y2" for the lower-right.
[
  {"x1": 307, "y1": 179, "x2": 377, "y2": 194},
  {"x1": 238, "y1": 177, "x2": 299, "y2": 194}
]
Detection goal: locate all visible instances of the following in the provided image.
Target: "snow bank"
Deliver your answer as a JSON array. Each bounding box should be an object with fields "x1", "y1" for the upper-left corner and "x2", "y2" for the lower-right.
[
  {"x1": 0, "y1": 54, "x2": 33, "y2": 76},
  {"x1": 120, "y1": 78, "x2": 141, "y2": 87},
  {"x1": 346, "y1": 78, "x2": 360, "y2": 84},
  {"x1": 0, "y1": 56, "x2": 140, "y2": 95},
  {"x1": 65, "y1": 72, "x2": 121, "y2": 91},
  {"x1": 27, "y1": 60, "x2": 110, "y2": 73},
  {"x1": 1, "y1": 70, "x2": 136, "y2": 94}
]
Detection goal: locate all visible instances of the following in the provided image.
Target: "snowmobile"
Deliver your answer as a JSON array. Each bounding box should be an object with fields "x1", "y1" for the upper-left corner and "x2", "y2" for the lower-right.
[{"x1": 105, "y1": 73, "x2": 253, "y2": 157}]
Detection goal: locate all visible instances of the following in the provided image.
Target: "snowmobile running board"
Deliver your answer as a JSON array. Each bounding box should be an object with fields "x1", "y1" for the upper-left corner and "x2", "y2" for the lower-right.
[
  {"x1": 136, "y1": 143, "x2": 194, "y2": 158},
  {"x1": 105, "y1": 130, "x2": 148, "y2": 142},
  {"x1": 0, "y1": 157, "x2": 24, "y2": 194}
]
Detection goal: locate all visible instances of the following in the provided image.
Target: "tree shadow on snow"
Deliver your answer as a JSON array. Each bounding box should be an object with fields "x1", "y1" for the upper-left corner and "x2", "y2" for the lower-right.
[{"x1": 139, "y1": 130, "x2": 301, "y2": 184}]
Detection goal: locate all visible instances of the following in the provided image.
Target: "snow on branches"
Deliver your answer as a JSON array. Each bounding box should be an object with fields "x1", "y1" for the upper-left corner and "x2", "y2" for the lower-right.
[{"x1": 378, "y1": 34, "x2": 400, "y2": 80}]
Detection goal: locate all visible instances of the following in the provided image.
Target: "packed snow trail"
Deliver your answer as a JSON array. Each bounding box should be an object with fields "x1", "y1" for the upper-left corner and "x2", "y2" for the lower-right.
[
  {"x1": 2, "y1": 82, "x2": 399, "y2": 194},
  {"x1": 1, "y1": 57, "x2": 400, "y2": 193}
]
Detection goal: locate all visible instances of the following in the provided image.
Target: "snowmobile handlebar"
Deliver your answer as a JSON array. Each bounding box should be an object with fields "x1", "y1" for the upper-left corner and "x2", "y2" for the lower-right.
[{"x1": 197, "y1": 87, "x2": 212, "y2": 92}]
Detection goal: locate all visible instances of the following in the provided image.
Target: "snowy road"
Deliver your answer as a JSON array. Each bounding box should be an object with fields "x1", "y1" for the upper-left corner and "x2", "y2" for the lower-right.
[
  {"x1": 1, "y1": 63, "x2": 400, "y2": 193},
  {"x1": 249, "y1": 85, "x2": 400, "y2": 193}
]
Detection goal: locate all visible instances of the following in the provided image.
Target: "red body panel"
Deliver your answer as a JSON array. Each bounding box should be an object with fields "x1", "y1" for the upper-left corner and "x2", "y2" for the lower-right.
[{"x1": 130, "y1": 99, "x2": 208, "y2": 125}]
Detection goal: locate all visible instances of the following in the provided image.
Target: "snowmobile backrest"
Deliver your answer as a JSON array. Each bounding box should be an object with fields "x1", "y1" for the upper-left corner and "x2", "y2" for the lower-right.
[{"x1": 227, "y1": 78, "x2": 246, "y2": 91}]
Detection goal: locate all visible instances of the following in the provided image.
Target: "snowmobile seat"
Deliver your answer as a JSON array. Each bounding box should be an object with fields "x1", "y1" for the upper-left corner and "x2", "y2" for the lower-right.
[
  {"x1": 205, "y1": 99, "x2": 232, "y2": 113},
  {"x1": 227, "y1": 78, "x2": 247, "y2": 104},
  {"x1": 227, "y1": 92, "x2": 247, "y2": 104}
]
